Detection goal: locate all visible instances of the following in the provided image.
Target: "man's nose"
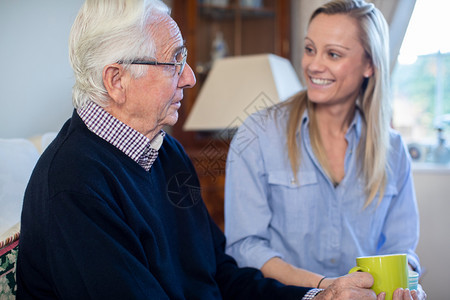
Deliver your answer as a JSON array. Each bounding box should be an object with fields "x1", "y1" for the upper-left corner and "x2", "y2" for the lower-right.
[{"x1": 179, "y1": 63, "x2": 196, "y2": 89}]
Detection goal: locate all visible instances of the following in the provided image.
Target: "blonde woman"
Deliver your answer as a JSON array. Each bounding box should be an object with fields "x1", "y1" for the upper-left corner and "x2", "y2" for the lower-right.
[{"x1": 225, "y1": 0, "x2": 425, "y2": 298}]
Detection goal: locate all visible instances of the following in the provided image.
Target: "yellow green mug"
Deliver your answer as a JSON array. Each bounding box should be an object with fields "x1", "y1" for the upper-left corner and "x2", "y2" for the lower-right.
[{"x1": 348, "y1": 254, "x2": 409, "y2": 300}]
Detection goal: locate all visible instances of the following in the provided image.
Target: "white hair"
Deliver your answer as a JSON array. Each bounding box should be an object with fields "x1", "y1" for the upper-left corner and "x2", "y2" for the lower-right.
[{"x1": 69, "y1": 0, "x2": 170, "y2": 108}]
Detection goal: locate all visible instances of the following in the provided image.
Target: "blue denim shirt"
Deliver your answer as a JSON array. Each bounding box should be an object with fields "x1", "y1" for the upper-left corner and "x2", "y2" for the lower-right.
[{"x1": 224, "y1": 105, "x2": 421, "y2": 277}]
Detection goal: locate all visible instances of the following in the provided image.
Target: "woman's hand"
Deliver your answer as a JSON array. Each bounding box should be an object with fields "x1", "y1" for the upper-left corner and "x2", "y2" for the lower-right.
[
  {"x1": 318, "y1": 276, "x2": 337, "y2": 289},
  {"x1": 414, "y1": 284, "x2": 427, "y2": 300},
  {"x1": 381, "y1": 284, "x2": 426, "y2": 300}
]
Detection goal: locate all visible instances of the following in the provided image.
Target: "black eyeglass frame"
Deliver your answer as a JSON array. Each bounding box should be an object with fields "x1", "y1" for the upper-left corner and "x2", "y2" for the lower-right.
[{"x1": 118, "y1": 47, "x2": 187, "y2": 76}]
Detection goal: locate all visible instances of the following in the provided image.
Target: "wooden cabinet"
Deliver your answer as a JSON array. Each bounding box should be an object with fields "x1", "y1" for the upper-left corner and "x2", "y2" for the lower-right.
[{"x1": 169, "y1": 0, "x2": 291, "y2": 230}]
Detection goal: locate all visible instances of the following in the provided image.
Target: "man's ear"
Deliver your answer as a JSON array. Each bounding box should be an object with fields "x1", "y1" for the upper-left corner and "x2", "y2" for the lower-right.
[{"x1": 103, "y1": 64, "x2": 127, "y2": 104}]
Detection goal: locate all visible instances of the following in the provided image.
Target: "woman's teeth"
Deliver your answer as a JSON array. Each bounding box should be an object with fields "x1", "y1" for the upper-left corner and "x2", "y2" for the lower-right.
[{"x1": 311, "y1": 78, "x2": 332, "y2": 85}]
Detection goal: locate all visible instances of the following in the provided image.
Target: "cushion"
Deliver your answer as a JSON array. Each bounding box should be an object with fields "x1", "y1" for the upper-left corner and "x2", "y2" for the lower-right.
[
  {"x1": 28, "y1": 132, "x2": 57, "y2": 154},
  {"x1": 0, "y1": 138, "x2": 39, "y2": 241},
  {"x1": 0, "y1": 138, "x2": 39, "y2": 298},
  {"x1": 40, "y1": 132, "x2": 57, "y2": 152},
  {"x1": 0, "y1": 138, "x2": 46, "y2": 298},
  {"x1": 0, "y1": 233, "x2": 19, "y2": 297}
]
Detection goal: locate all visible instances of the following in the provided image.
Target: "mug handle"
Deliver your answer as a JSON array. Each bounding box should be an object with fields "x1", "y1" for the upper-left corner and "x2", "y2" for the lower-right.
[{"x1": 349, "y1": 266, "x2": 369, "y2": 274}]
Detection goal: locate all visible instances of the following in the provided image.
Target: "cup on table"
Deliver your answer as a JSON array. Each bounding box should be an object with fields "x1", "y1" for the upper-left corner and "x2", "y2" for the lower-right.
[{"x1": 348, "y1": 254, "x2": 408, "y2": 300}]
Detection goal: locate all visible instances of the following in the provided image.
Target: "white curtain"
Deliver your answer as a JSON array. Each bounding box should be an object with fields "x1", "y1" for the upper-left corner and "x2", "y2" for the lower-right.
[{"x1": 290, "y1": 0, "x2": 416, "y2": 83}]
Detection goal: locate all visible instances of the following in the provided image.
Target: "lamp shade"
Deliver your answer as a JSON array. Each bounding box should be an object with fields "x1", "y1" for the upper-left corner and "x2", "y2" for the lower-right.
[{"x1": 183, "y1": 54, "x2": 302, "y2": 131}]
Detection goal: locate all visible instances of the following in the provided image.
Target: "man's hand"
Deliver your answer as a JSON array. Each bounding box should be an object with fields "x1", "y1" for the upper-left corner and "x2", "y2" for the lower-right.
[
  {"x1": 313, "y1": 272, "x2": 427, "y2": 300},
  {"x1": 314, "y1": 272, "x2": 377, "y2": 299}
]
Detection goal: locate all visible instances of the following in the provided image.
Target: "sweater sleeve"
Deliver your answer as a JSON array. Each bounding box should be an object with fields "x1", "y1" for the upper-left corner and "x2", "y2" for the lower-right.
[{"x1": 209, "y1": 215, "x2": 311, "y2": 299}]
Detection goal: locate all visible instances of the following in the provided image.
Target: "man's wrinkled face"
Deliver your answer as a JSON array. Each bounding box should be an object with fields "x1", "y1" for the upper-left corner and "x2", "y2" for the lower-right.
[{"x1": 123, "y1": 14, "x2": 196, "y2": 138}]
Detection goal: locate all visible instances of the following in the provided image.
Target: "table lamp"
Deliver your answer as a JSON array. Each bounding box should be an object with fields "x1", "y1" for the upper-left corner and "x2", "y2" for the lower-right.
[{"x1": 183, "y1": 53, "x2": 302, "y2": 131}]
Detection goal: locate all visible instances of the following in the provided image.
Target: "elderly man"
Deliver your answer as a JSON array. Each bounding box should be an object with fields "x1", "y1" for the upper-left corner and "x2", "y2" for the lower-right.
[{"x1": 17, "y1": 0, "x2": 412, "y2": 299}]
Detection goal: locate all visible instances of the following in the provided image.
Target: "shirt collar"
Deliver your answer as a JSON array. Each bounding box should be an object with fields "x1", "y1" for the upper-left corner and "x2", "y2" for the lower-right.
[
  {"x1": 349, "y1": 107, "x2": 363, "y2": 140},
  {"x1": 77, "y1": 100, "x2": 165, "y2": 171},
  {"x1": 300, "y1": 106, "x2": 363, "y2": 140}
]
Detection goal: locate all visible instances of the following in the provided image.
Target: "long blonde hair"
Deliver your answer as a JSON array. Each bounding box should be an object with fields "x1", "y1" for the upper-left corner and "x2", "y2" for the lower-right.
[{"x1": 286, "y1": 0, "x2": 391, "y2": 207}]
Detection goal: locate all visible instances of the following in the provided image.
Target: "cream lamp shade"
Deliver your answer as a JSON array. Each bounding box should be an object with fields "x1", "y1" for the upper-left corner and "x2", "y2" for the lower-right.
[{"x1": 183, "y1": 53, "x2": 303, "y2": 131}]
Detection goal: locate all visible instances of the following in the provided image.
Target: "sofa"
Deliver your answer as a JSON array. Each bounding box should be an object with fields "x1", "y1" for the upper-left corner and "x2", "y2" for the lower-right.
[{"x1": 0, "y1": 132, "x2": 56, "y2": 298}]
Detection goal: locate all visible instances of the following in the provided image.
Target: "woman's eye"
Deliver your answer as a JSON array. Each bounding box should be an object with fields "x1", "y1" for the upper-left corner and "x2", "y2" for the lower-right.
[
  {"x1": 329, "y1": 52, "x2": 340, "y2": 59},
  {"x1": 305, "y1": 46, "x2": 314, "y2": 54}
]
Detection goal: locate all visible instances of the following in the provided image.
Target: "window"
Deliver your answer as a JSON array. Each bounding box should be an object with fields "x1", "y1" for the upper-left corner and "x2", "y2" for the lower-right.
[{"x1": 392, "y1": 0, "x2": 450, "y2": 164}]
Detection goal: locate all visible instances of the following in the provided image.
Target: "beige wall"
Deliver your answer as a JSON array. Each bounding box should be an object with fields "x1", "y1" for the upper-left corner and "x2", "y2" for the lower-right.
[
  {"x1": 0, "y1": 1, "x2": 84, "y2": 138},
  {"x1": 413, "y1": 166, "x2": 450, "y2": 299}
]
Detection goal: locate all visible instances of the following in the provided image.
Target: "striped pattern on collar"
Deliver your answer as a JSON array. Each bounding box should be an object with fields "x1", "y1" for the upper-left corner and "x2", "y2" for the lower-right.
[{"x1": 77, "y1": 101, "x2": 165, "y2": 171}]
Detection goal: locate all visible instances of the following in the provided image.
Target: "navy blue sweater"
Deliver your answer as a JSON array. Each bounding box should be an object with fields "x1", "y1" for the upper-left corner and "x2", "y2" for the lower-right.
[{"x1": 17, "y1": 111, "x2": 310, "y2": 299}]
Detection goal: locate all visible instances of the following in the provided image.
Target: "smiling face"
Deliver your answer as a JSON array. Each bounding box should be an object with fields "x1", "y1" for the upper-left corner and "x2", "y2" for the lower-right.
[
  {"x1": 302, "y1": 13, "x2": 373, "y2": 108},
  {"x1": 107, "y1": 13, "x2": 196, "y2": 139}
]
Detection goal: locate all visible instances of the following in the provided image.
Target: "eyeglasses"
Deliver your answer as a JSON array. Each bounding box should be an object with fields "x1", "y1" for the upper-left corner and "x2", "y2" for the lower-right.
[{"x1": 119, "y1": 47, "x2": 187, "y2": 76}]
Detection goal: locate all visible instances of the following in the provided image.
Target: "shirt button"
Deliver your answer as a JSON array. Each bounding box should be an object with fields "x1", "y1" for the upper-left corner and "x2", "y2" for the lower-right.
[{"x1": 330, "y1": 259, "x2": 336, "y2": 264}]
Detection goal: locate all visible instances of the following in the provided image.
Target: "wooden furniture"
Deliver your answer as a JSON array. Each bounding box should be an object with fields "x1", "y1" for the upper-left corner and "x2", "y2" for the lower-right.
[{"x1": 170, "y1": 0, "x2": 291, "y2": 231}]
